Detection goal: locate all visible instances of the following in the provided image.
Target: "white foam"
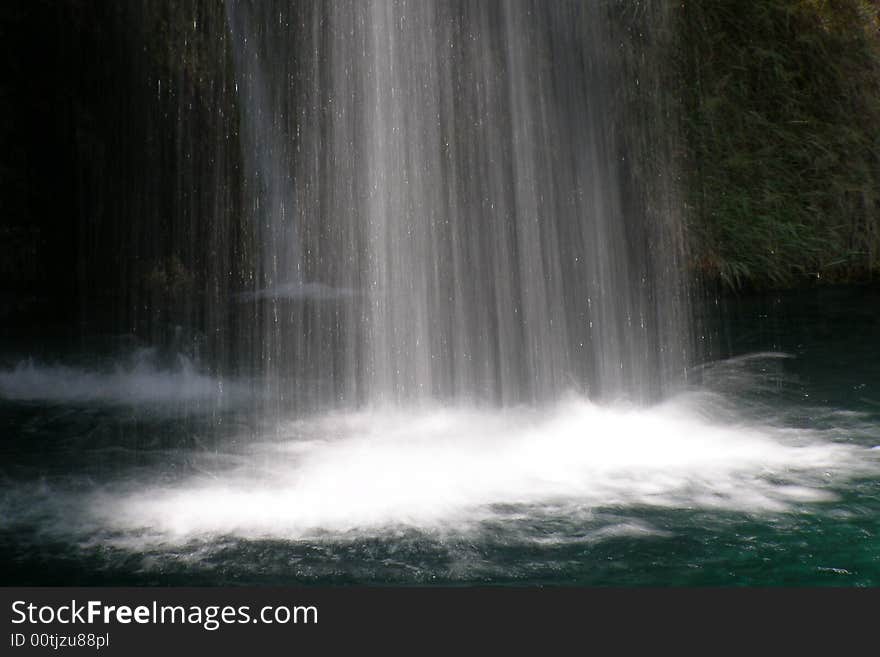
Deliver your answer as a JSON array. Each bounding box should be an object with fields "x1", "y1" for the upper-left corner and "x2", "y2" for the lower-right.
[{"x1": 93, "y1": 394, "x2": 878, "y2": 544}]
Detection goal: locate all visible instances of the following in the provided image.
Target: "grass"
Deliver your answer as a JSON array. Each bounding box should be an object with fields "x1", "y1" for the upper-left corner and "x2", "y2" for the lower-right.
[{"x1": 676, "y1": 0, "x2": 880, "y2": 289}]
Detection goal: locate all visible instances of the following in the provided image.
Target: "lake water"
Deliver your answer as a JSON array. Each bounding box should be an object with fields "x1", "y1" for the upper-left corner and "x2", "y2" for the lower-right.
[{"x1": 1, "y1": 287, "x2": 878, "y2": 586}]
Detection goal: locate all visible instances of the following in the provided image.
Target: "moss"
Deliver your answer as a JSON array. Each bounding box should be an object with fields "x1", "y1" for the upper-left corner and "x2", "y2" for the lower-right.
[{"x1": 143, "y1": 255, "x2": 195, "y2": 301}]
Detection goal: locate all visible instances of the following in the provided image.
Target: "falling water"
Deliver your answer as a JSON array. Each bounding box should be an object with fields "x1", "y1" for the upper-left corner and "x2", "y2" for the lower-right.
[
  {"x1": 223, "y1": 0, "x2": 689, "y2": 410},
  {"x1": 5, "y1": 2, "x2": 880, "y2": 586}
]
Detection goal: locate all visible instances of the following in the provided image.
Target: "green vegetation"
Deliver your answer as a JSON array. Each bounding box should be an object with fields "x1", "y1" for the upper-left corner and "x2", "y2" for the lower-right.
[{"x1": 678, "y1": 0, "x2": 880, "y2": 289}]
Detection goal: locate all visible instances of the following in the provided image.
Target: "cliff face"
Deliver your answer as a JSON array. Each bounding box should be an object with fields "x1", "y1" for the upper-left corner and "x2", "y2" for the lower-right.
[
  {"x1": 0, "y1": 2, "x2": 77, "y2": 325},
  {"x1": 0, "y1": 1, "x2": 244, "y2": 354}
]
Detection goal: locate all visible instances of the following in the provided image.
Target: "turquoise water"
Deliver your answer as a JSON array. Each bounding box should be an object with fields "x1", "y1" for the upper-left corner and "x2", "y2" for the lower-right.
[{"x1": 1, "y1": 288, "x2": 878, "y2": 586}]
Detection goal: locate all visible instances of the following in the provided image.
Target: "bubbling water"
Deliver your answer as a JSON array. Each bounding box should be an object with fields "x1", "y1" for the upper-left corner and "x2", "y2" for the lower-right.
[{"x1": 82, "y1": 393, "x2": 877, "y2": 545}]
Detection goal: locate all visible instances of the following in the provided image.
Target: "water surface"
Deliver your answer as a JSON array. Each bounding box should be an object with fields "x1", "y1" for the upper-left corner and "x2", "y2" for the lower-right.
[{"x1": 2, "y1": 289, "x2": 878, "y2": 586}]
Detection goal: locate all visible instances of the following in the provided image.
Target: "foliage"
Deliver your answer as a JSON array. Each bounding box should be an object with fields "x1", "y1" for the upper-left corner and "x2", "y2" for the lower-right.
[
  {"x1": 143, "y1": 255, "x2": 195, "y2": 300},
  {"x1": 678, "y1": 0, "x2": 880, "y2": 289}
]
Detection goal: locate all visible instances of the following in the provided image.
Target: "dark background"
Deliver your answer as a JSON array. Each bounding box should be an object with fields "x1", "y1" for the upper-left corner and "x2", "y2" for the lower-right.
[{"x1": 0, "y1": 1, "x2": 241, "y2": 342}]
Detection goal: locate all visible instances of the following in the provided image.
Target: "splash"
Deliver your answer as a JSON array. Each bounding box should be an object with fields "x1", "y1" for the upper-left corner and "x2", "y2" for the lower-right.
[
  {"x1": 83, "y1": 394, "x2": 877, "y2": 545},
  {"x1": 0, "y1": 350, "x2": 242, "y2": 406}
]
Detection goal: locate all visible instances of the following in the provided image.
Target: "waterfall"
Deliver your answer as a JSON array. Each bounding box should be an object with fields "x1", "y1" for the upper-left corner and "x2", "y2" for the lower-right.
[{"x1": 223, "y1": 0, "x2": 689, "y2": 410}]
